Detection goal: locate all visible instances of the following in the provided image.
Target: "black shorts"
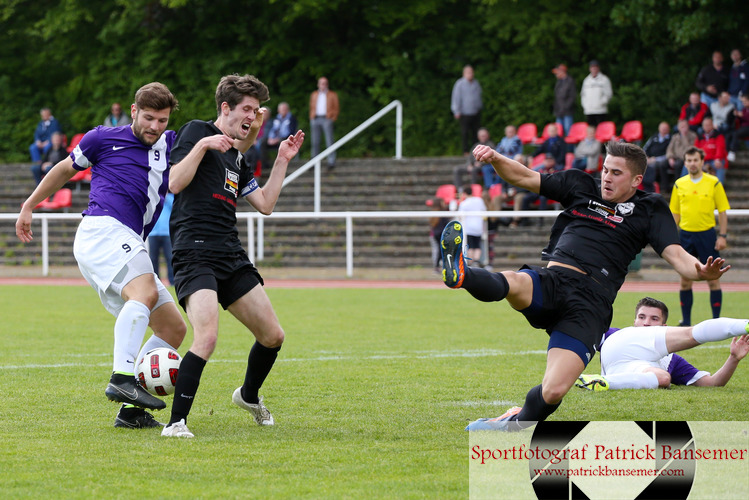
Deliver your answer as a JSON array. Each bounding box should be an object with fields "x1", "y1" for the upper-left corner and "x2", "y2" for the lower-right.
[
  {"x1": 172, "y1": 248, "x2": 264, "y2": 310},
  {"x1": 517, "y1": 265, "x2": 613, "y2": 362},
  {"x1": 680, "y1": 229, "x2": 719, "y2": 264}
]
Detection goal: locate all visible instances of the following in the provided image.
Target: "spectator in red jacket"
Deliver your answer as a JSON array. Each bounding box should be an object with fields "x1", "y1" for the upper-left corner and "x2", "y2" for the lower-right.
[
  {"x1": 695, "y1": 117, "x2": 727, "y2": 183},
  {"x1": 679, "y1": 92, "x2": 710, "y2": 133}
]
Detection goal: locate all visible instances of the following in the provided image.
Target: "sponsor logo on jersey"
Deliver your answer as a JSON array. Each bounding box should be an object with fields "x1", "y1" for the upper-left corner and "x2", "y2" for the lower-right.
[
  {"x1": 586, "y1": 200, "x2": 626, "y2": 224},
  {"x1": 224, "y1": 168, "x2": 239, "y2": 195}
]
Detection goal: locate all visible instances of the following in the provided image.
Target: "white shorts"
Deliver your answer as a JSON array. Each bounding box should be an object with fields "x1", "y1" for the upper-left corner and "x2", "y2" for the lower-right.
[
  {"x1": 600, "y1": 326, "x2": 670, "y2": 376},
  {"x1": 74, "y1": 216, "x2": 173, "y2": 317}
]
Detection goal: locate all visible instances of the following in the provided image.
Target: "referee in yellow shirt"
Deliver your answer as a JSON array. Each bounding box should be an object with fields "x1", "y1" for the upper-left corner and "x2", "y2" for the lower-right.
[{"x1": 670, "y1": 146, "x2": 731, "y2": 326}]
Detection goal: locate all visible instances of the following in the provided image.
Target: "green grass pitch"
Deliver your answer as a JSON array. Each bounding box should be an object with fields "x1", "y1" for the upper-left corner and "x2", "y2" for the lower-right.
[{"x1": 1, "y1": 284, "x2": 747, "y2": 498}]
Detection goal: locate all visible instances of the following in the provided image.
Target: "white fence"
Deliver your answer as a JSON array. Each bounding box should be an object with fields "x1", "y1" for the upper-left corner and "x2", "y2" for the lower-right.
[{"x1": 3, "y1": 209, "x2": 749, "y2": 277}]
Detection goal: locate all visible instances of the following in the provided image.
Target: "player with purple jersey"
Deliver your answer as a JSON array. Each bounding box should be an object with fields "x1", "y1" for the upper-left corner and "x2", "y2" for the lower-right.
[
  {"x1": 577, "y1": 297, "x2": 749, "y2": 391},
  {"x1": 16, "y1": 83, "x2": 187, "y2": 429}
]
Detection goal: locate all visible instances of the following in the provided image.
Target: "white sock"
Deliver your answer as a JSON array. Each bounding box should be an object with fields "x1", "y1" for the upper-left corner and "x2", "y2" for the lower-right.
[
  {"x1": 692, "y1": 318, "x2": 749, "y2": 344},
  {"x1": 113, "y1": 300, "x2": 151, "y2": 374},
  {"x1": 136, "y1": 335, "x2": 176, "y2": 366},
  {"x1": 605, "y1": 372, "x2": 659, "y2": 390}
]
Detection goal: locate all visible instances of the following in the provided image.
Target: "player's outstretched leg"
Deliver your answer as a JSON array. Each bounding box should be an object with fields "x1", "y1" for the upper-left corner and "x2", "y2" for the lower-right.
[{"x1": 440, "y1": 221, "x2": 511, "y2": 302}]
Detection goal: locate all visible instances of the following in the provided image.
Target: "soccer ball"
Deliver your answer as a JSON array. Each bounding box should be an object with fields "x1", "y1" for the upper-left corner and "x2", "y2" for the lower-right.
[{"x1": 136, "y1": 348, "x2": 181, "y2": 396}]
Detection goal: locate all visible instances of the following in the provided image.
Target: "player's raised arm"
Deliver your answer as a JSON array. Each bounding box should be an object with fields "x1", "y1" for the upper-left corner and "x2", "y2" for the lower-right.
[
  {"x1": 661, "y1": 244, "x2": 730, "y2": 281},
  {"x1": 16, "y1": 157, "x2": 78, "y2": 243},
  {"x1": 245, "y1": 130, "x2": 304, "y2": 215},
  {"x1": 473, "y1": 144, "x2": 541, "y2": 193},
  {"x1": 169, "y1": 134, "x2": 235, "y2": 194}
]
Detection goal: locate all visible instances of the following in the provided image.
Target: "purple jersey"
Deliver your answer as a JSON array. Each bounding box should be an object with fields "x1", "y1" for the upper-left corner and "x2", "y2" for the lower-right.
[
  {"x1": 70, "y1": 125, "x2": 176, "y2": 238},
  {"x1": 600, "y1": 327, "x2": 706, "y2": 385}
]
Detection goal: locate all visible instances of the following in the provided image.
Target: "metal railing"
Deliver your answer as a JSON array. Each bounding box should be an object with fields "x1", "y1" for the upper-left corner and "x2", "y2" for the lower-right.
[
  {"x1": 4, "y1": 209, "x2": 749, "y2": 278},
  {"x1": 283, "y1": 100, "x2": 403, "y2": 212}
]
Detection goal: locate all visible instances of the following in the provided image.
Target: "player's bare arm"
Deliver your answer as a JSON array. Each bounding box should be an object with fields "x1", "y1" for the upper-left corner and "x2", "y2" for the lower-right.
[
  {"x1": 693, "y1": 335, "x2": 749, "y2": 387},
  {"x1": 246, "y1": 130, "x2": 305, "y2": 215},
  {"x1": 472, "y1": 144, "x2": 541, "y2": 193},
  {"x1": 233, "y1": 107, "x2": 269, "y2": 154},
  {"x1": 661, "y1": 244, "x2": 729, "y2": 281},
  {"x1": 16, "y1": 157, "x2": 78, "y2": 243},
  {"x1": 169, "y1": 134, "x2": 235, "y2": 194}
]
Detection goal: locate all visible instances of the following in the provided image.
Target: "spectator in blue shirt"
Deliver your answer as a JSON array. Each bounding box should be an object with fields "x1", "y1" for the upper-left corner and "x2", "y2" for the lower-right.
[
  {"x1": 260, "y1": 102, "x2": 298, "y2": 174},
  {"x1": 29, "y1": 107, "x2": 61, "y2": 163},
  {"x1": 485, "y1": 125, "x2": 523, "y2": 187}
]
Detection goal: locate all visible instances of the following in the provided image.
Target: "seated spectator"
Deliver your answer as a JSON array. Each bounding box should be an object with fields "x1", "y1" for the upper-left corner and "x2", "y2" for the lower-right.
[
  {"x1": 532, "y1": 123, "x2": 565, "y2": 169},
  {"x1": 457, "y1": 184, "x2": 487, "y2": 265},
  {"x1": 695, "y1": 50, "x2": 729, "y2": 107},
  {"x1": 31, "y1": 131, "x2": 67, "y2": 185},
  {"x1": 454, "y1": 127, "x2": 494, "y2": 188},
  {"x1": 694, "y1": 117, "x2": 728, "y2": 183},
  {"x1": 710, "y1": 91, "x2": 735, "y2": 135},
  {"x1": 642, "y1": 122, "x2": 671, "y2": 193},
  {"x1": 571, "y1": 125, "x2": 601, "y2": 174},
  {"x1": 487, "y1": 125, "x2": 522, "y2": 188},
  {"x1": 666, "y1": 119, "x2": 697, "y2": 193},
  {"x1": 679, "y1": 92, "x2": 709, "y2": 133},
  {"x1": 727, "y1": 95, "x2": 749, "y2": 162},
  {"x1": 260, "y1": 102, "x2": 298, "y2": 173},
  {"x1": 29, "y1": 107, "x2": 61, "y2": 163},
  {"x1": 728, "y1": 48, "x2": 748, "y2": 111},
  {"x1": 102, "y1": 102, "x2": 132, "y2": 127}
]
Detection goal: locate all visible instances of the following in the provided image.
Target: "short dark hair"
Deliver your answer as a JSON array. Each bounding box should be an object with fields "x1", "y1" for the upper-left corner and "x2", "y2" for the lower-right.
[
  {"x1": 134, "y1": 82, "x2": 179, "y2": 112},
  {"x1": 605, "y1": 140, "x2": 647, "y2": 176},
  {"x1": 215, "y1": 74, "x2": 270, "y2": 115},
  {"x1": 635, "y1": 297, "x2": 668, "y2": 324},
  {"x1": 684, "y1": 146, "x2": 705, "y2": 160}
]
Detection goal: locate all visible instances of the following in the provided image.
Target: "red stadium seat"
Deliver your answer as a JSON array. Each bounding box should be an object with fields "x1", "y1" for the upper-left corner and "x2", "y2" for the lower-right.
[
  {"x1": 595, "y1": 121, "x2": 617, "y2": 143},
  {"x1": 36, "y1": 188, "x2": 73, "y2": 211},
  {"x1": 435, "y1": 184, "x2": 457, "y2": 205},
  {"x1": 66, "y1": 133, "x2": 85, "y2": 153},
  {"x1": 564, "y1": 122, "x2": 588, "y2": 144},
  {"x1": 471, "y1": 184, "x2": 483, "y2": 197},
  {"x1": 489, "y1": 183, "x2": 502, "y2": 199},
  {"x1": 564, "y1": 152, "x2": 575, "y2": 169},
  {"x1": 531, "y1": 153, "x2": 545, "y2": 168},
  {"x1": 618, "y1": 120, "x2": 643, "y2": 143},
  {"x1": 517, "y1": 123, "x2": 538, "y2": 144}
]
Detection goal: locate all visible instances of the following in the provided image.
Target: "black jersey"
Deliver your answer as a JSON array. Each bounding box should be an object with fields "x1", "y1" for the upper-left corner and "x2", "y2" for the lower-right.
[
  {"x1": 539, "y1": 169, "x2": 679, "y2": 300},
  {"x1": 169, "y1": 120, "x2": 259, "y2": 253}
]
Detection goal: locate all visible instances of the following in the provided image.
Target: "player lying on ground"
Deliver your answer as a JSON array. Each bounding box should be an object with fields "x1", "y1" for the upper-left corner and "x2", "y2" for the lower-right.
[
  {"x1": 441, "y1": 141, "x2": 727, "y2": 432},
  {"x1": 577, "y1": 296, "x2": 749, "y2": 390}
]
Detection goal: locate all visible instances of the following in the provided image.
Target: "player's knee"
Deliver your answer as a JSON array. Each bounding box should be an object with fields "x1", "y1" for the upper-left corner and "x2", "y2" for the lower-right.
[
  {"x1": 261, "y1": 326, "x2": 285, "y2": 348},
  {"x1": 192, "y1": 332, "x2": 218, "y2": 358},
  {"x1": 541, "y1": 382, "x2": 569, "y2": 404}
]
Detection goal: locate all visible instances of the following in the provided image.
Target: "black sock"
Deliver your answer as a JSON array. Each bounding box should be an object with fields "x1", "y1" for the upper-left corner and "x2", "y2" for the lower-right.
[
  {"x1": 509, "y1": 384, "x2": 561, "y2": 431},
  {"x1": 168, "y1": 351, "x2": 207, "y2": 425},
  {"x1": 462, "y1": 267, "x2": 509, "y2": 302},
  {"x1": 710, "y1": 289, "x2": 722, "y2": 318},
  {"x1": 241, "y1": 341, "x2": 281, "y2": 404}
]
